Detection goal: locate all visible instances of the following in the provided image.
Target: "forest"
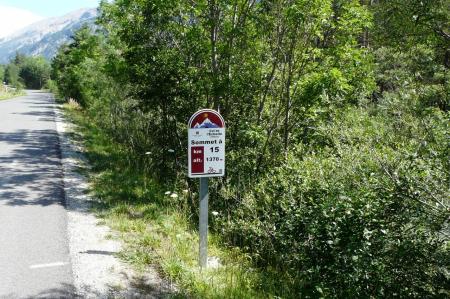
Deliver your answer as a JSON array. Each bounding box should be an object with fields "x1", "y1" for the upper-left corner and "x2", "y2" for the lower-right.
[
  {"x1": 0, "y1": 53, "x2": 51, "y2": 89},
  {"x1": 48, "y1": 0, "x2": 448, "y2": 298}
]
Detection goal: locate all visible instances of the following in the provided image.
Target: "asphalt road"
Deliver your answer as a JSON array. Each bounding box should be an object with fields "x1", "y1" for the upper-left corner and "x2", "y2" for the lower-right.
[{"x1": 0, "y1": 91, "x2": 74, "y2": 298}]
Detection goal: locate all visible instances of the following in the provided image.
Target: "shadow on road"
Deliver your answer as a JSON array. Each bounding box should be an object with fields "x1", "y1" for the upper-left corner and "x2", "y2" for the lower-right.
[
  {"x1": 12, "y1": 110, "x2": 56, "y2": 122},
  {"x1": 2, "y1": 281, "x2": 170, "y2": 298},
  {"x1": 0, "y1": 91, "x2": 64, "y2": 208},
  {"x1": 0, "y1": 129, "x2": 64, "y2": 207}
]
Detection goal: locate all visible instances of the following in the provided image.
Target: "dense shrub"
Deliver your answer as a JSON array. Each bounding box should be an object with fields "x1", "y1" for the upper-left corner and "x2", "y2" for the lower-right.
[{"x1": 216, "y1": 106, "x2": 449, "y2": 297}]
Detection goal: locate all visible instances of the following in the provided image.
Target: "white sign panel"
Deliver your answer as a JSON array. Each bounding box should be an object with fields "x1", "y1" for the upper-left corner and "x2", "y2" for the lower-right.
[{"x1": 188, "y1": 109, "x2": 225, "y2": 178}]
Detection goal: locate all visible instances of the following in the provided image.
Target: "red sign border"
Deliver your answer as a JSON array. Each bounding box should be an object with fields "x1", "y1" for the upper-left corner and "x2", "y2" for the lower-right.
[{"x1": 188, "y1": 109, "x2": 225, "y2": 129}]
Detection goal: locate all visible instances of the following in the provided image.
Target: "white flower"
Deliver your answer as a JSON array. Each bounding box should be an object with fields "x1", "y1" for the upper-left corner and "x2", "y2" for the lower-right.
[
  {"x1": 165, "y1": 191, "x2": 171, "y2": 195},
  {"x1": 145, "y1": 152, "x2": 151, "y2": 155},
  {"x1": 212, "y1": 211, "x2": 219, "y2": 216},
  {"x1": 168, "y1": 149, "x2": 175, "y2": 153},
  {"x1": 170, "y1": 193, "x2": 178, "y2": 198},
  {"x1": 182, "y1": 189, "x2": 189, "y2": 194}
]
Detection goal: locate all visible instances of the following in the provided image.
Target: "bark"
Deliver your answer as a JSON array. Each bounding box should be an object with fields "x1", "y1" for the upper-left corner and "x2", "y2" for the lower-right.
[{"x1": 208, "y1": 0, "x2": 220, "y2": 108}]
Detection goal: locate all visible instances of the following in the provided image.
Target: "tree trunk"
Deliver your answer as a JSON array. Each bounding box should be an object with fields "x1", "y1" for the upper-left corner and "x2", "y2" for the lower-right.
[{"x1": 209, "y1": 0, "x2": 220, "y2": 109}]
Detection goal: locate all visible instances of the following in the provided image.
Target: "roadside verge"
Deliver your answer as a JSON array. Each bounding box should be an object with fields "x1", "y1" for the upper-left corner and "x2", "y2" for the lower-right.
[{"x1": 52, "y1": 95, "x2": 173, "y2": 298}]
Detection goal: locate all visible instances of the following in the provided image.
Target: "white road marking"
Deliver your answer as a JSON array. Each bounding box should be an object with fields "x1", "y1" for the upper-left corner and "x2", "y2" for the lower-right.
[{"x1": 29, "y1": 262, "x2": 68, "y2": 269}]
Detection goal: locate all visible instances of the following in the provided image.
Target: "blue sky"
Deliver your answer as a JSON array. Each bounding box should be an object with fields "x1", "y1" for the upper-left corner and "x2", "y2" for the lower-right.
[
  {"x1": 0, "y1": 0, "x2": 100, "y2": 17},
  {"x1": 0, "y1": 0, "x2": 100, "y2": 38}
]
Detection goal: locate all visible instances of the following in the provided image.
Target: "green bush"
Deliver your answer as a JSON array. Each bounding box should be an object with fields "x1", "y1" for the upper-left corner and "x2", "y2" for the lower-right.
[{"x1": 216, "y1": 106, "x2": 449, "y2": 297}]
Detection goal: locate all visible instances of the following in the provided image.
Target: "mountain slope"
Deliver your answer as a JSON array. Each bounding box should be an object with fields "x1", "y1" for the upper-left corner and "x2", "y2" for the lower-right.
[{"x1": 0, "y1": 8, "x2": 97, "y2": 64}]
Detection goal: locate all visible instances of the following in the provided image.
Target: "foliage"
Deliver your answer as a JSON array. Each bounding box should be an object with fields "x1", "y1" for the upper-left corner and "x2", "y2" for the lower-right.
[
  {"x1": 372, "y1": 0, "x2": 449, "y2": 67},
  {"x1": 4, "y1": 63, "x2": 22, "y2": 88},
  {"x1": 51, "y1": 0, "x2": 449, "y2": 297},
  {"x1": 52, "y1": 25, "x2": 108, "y2": 107},
  {"x1": 0, "y1": 65, "x2": 5, "y2": 83},
  {"x1": 92, "y1": 0, "x2": 375, "y2": 181},
  {"x1": 1, "y1": 53, "x2": 51, "y2": 89},
  {"x1": 19, "y1": 56, "x2": 51, "y2": 89},
  {"x1": 219, "y1": 105, "x2": 449, "y2": 297},
  {"x1": 64, "y1": 104, "x2": 302, "y2": 297}
]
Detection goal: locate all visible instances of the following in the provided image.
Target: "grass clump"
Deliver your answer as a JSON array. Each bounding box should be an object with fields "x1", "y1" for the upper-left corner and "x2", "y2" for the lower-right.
[{"x1": 0, "y1": 89, "x2": 26, "y2": 100}]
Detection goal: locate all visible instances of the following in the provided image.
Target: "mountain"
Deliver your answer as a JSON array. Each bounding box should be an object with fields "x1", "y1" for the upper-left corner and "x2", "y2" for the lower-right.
[
  {"x1": 194, "y1": 118, "x2": 220, "y2": 129},
  {"x1": 0, "y1": 8, "x2": 97, "y2": 64}
]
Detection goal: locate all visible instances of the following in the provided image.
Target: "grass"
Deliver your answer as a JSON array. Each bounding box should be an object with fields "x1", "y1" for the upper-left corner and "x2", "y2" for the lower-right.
[
  {"x1": 63, "y1": 103, "x2": 294, "y2": 298},
  {"x1": 0, "y1": 89, "x2": 26, "y2": 100}
]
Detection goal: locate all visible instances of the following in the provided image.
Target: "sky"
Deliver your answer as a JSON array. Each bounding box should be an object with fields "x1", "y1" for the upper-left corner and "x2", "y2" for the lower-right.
[{"x1": 0, "y1": 0, "x2": 100, "y2": 38}]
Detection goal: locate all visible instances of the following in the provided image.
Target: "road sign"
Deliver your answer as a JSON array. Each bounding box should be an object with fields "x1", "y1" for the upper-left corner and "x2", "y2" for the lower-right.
[
  {"x1": 188, "y1": 109, "x2": 225, "y2": 268},
  {"x1": 188, "y1": 109, "x2": 225, "y2": 178}
]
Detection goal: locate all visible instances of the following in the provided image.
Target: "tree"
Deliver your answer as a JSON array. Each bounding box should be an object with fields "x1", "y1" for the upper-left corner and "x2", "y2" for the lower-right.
[
  {"x1": 96, "y1": 0, "x2": 374, "y2": 179},
  {"x1": 372, "y1": 0, "x2": 449, "y2": 67},
  {"x1": 19, "y1": 56, "x2": 51, "y2": 89},
  {"x1": 370, "y1": 0, "x2": 449, "y2": 110},
  {"x1": 13, "y1": 52, "x2": 26, "y2": 66},
  {"x1": 4, "y1": 63, "x2": 21, "y2": 87},
  {"x1": 0, "y1": 65, "x2": 5, "y2": 84},
  {"x1": 52, "y1": 25, "x2": 104, "y2": 106}
]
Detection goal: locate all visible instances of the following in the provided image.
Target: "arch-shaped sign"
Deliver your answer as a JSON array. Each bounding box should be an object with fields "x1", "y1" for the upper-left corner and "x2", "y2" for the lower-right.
[
  {"x1": 188, "y1": 109, "x2": 225, "y2": 129},
  {"x1": 188, "y1": 109, "x2": 225, "y2": 178}
]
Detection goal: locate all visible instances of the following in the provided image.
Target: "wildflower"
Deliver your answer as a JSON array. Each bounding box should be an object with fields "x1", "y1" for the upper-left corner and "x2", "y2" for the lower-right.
[
  {"x1": 212, "y1": 211, "x2": 219, "y2": 216},
  {"x1": 165, "y1": 191, "x2": 171, "y2": 195},
  {"x1": 170, "y1": 193, "x2": 178, "y2": 198}
]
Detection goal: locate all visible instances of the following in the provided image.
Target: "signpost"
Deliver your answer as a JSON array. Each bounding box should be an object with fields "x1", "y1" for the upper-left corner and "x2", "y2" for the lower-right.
[{"x1": 188, "y1": 109, "x2": 225, "y2": 268}]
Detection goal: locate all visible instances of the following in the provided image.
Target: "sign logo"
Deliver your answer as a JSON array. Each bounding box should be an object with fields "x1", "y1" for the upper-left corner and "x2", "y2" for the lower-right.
[{"x1": 188, "y1": 109, "x2": 225, "y2": 178}]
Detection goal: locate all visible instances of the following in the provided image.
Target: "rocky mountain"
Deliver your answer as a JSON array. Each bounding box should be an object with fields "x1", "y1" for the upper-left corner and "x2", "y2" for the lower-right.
[
  {"x1": 0, "y1": 8, "x2": 97, "y2": 64},
  {"x1": 194, "y1": 118, "x2": 220, "y2": 129}
]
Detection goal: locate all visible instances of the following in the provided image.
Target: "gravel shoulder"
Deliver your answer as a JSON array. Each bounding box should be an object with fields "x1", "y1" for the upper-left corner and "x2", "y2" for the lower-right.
[{"x1": 53, "y1": 99, "x2": 174, "y2": 298}]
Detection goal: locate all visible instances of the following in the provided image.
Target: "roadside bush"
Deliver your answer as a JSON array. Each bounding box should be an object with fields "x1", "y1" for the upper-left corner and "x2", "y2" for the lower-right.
[{"x1": 216, "y1": 106, "x2": 449, "y2": 298}]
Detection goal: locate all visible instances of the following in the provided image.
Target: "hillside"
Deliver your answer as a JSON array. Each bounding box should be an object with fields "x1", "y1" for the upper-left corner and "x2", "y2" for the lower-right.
[{"x1": 0, "y1": 8, "x2": 97, "y2": 64}]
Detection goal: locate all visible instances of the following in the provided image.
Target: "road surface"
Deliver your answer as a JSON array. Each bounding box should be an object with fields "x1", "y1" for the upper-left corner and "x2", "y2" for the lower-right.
[{"x1": 0, "y1": 91, "x2": 74, "y2": 298}]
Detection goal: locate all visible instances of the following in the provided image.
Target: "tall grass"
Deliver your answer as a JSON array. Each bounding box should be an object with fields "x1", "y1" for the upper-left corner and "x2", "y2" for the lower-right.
[{"x1": 0, "y1": 89, "x2": 26, "y2": 100}]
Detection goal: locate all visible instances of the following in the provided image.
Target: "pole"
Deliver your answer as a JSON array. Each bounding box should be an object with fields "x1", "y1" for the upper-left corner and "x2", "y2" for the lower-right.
[{"x1": 199, "y1": 177, "x2": 209, "y2": 268}]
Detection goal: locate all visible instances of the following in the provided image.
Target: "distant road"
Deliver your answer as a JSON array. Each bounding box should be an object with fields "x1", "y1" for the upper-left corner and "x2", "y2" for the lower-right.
[{"x1": 0, "y1": 91, "x2": 74, "y2": 298}]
